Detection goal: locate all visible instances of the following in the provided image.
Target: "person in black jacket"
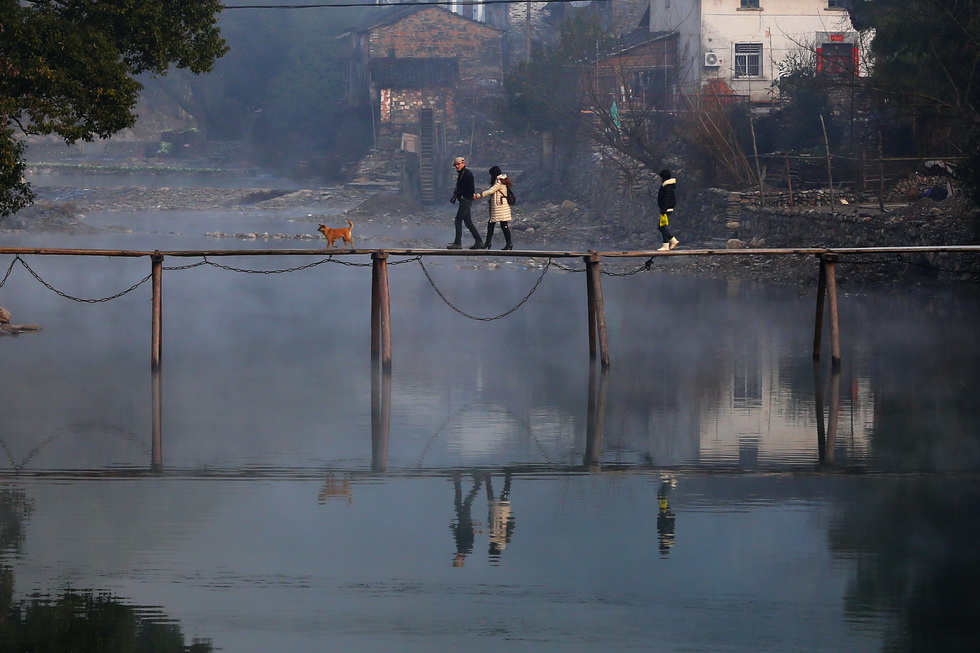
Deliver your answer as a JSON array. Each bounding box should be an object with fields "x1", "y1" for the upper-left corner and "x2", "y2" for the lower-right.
[
  {"x1": 447, "y1": 156, "x2": 484, "y2": 250},
  {"x1": 656, "y1": 169, "x2": 680, "y2": 251}
]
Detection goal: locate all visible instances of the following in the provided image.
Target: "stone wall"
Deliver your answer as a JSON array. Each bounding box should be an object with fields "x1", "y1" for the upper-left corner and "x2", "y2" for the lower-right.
[{"x1": 681, "y1": 189, "x2": 978, "y2": 249}]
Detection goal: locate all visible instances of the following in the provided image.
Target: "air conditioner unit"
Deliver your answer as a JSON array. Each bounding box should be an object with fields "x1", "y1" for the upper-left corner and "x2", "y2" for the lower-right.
[{"x1": 704, "y1": 52, "x2": 721, "y2": 67}]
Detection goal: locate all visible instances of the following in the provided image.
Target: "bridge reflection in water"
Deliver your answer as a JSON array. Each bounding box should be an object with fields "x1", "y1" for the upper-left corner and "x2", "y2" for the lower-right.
[{"x1": 145, "y1": 357, "x2": 845, "y2": 477}]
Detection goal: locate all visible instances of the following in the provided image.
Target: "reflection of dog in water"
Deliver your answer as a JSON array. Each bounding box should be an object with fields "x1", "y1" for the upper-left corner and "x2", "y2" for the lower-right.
[{"x1": 317, "y1": 220, "x2": 354, "y2": 248}]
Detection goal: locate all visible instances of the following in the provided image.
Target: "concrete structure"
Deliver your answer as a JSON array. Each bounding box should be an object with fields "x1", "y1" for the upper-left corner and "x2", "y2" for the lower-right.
[{"x1": 647, "y1": 0, "x2": 860, "y2": 107}]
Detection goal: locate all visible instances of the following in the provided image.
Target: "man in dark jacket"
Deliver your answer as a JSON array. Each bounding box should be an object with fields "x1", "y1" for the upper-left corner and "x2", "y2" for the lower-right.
[
  {"x1": 656, "y1": 169, "x2": 679, "y2": 251},
  {"x1": 447, "y1": 156, "x2": 484, "y2": 249}
]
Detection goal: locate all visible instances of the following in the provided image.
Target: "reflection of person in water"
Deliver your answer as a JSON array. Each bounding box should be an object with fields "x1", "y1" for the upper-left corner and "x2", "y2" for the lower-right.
[
  {"x1": 485, "y1": 470, "x2": 515, "y2": 562},
  {"x1": 657, "y1": 478, "x2": 676, "y2": 556},
  {"x1": 450, "y1": 472, "x2": 483, "y2": 567}
]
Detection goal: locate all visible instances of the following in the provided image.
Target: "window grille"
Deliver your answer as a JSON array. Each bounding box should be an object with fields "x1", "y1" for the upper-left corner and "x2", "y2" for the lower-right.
[{"x1": 734, "y1": 43, "x2": 762, "y2": 78}]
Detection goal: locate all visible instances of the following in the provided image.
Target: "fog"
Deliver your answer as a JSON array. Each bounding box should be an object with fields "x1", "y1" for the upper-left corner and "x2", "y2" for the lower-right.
[{"x1": 4, "y1": 176, "x2": 980, "y2": 650}]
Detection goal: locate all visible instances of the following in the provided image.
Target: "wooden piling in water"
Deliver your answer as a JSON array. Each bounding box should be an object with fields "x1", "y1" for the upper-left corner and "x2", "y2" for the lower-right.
[
  {"x1": 824, "y1": 255, "x2": 842, "y2": 369},
  {"x1": 151, "y1": 253, "x2": 163, "y2": 371},
  {"x1": 151, "y1": 369, "x2": 163, "y2": 472},
  {"x1": 371, "y1": 252, "x2": 392, "y2": 371},
  {"x1": 813, "y1": 254, "x2": 841, "y2": 369},
  {"x1": 585, "y1": 254, "x2": 610, "y2": 368},
  {"x1": 813, "y1": 256, "x2": 826, "y2": 360}
]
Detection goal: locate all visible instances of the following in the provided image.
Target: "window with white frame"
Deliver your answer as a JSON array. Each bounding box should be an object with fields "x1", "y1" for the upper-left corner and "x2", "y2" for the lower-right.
[
  {"x1": 734, "y1": 43, "x2": 763, "y2": 77},
  {"x1": 740, "y1": 0, "x2": 760, "y2": 8},
  {"x1": 447, "y1": 0, "x2": 484, "y2": 22}
]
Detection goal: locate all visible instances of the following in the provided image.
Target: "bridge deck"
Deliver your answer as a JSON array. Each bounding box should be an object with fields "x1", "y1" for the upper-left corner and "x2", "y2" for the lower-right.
[{"x1": 3, "y1": 245, "x2": 979, "y2": 258}]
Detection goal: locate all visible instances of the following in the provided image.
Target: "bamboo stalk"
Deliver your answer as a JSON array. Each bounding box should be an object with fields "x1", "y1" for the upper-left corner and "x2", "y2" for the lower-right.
[
  {"x1": 820, "y1": 115, "x2": 835, "y2": 209},
  {"x1": 750, "y1": 117, "x2": 765, "y2": 207}
]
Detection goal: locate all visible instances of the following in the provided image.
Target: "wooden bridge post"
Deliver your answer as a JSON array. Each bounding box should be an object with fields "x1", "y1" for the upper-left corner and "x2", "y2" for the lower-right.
[
  {"x1": 371, "y1": 252, "x2": 392, "y2": 371},
  {"x1": 813, "y1": 253, "x2": 841, "y2": 369},
  {"x1": 151, "y1": 253, "x2": 163, "y2": 371},
  {"x1": 585, "y1": 254, "x2": 610, "y2": 368},
  {"x1": 824, "y1": 254, "x2": 842, "y2": 369},
  {"x1": 813, "y1": 255, "x2": 826, "y2": 360}
]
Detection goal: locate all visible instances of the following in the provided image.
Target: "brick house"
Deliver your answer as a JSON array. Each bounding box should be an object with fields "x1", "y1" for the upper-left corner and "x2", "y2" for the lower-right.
[{"x1": 345, "y1": 6, "x2": 505, "y2": 147}]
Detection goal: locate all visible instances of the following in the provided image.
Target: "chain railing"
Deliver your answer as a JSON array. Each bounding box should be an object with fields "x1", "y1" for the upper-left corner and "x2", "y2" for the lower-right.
[
  {"x1": 416, "y1": 258, "x2": 553, "y2": 321},
  {"x1": 0, "y1": 251, "x2": 651, "y2": 321}
]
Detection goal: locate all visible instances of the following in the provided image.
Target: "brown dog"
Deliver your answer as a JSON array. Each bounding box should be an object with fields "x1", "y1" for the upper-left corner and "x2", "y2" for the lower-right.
[{"x1": 317, "y1": 220, "x2": 354, "y2": 248}]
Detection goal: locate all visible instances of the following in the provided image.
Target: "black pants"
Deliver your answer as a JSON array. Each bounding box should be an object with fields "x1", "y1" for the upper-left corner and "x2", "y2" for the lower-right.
[
  {"x1": 485, "y1": 221, "x2": 513, "y2": 247},
  {"x1": 453, "y1": 199, "x2": 481, "y2": 244},
  {"x1": 659, "y1": 224, "x2": 673, "y2": 243}
]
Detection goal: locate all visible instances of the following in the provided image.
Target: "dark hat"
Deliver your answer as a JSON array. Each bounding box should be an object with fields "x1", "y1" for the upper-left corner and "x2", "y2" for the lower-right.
[
  {"x1": 659, "y1": 169, "x2": 672, "y2": 180},
  {"x1": 489, "y1": 165, "x2": 502, "y2": 178}
]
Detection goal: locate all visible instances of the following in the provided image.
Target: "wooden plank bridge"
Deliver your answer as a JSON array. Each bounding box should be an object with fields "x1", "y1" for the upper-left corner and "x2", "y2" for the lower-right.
[{"x1": 3, "y1": 245, "x2": 979, "y2": 373}]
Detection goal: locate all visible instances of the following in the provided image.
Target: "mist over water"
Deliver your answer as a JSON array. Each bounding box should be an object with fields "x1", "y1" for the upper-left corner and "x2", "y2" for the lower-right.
[{"x1": 2, "y1": 177, "x2": 980, "y2": 651}]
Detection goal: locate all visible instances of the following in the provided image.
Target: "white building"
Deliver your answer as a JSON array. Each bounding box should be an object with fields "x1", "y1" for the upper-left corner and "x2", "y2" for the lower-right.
[{"x1": 648, "y1": 0, "x2": 860, "y2": 107}]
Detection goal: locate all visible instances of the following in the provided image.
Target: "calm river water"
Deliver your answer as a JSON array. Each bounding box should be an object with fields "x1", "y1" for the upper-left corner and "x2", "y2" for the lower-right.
[{"x1": 1, "y1": 176, "x2": 979, "y2": 651}]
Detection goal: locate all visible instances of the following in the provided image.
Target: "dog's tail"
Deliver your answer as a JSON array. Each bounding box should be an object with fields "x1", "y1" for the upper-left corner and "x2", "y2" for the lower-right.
[{"x1": 347, "y1": 219, "x2": 354, "y2": 229}]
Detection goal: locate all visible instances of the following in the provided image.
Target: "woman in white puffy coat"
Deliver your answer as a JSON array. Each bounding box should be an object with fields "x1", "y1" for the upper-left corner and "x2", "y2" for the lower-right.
[{"x1": 474, "y1": 165, "x2": 514, "y2": 250}]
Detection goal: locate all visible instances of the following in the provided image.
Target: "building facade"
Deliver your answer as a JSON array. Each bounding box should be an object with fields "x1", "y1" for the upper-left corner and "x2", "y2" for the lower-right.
[{"x1": 648, "y1": 0, "x2": 860, "y2": 107}]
